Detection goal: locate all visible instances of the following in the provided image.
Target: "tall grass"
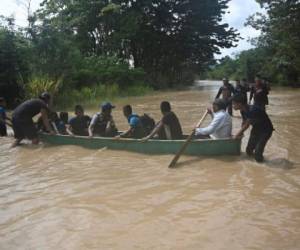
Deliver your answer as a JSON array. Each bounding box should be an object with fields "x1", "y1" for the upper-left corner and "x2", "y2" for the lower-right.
[
  {"x1": 54, "y1": 83, "x2": 153, "y2": 109},
  {"x1": 25, "y1": 76, "x2": 62, "y2": 99}
]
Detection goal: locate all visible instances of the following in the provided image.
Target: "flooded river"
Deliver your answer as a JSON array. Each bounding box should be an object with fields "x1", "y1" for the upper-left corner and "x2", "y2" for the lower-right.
[{"x1": 1, "y1": 81, "x2": 300, "y2": 250}]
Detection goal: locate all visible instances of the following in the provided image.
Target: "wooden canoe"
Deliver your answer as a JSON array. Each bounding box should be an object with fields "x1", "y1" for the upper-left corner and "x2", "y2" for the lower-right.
[{"x1": 39, "y1": 133, "x2": 241, "y2": 156}]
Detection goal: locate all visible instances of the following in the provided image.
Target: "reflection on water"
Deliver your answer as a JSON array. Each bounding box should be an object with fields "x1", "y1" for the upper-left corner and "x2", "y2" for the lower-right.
[{"x1": 1, "y1": 81, "x2": 300, "y2": 250}]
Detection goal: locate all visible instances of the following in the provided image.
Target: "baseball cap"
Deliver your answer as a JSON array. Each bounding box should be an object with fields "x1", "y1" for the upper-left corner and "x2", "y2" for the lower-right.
[
  {"x1": 101, "y1": 102, "x2": 115, "y2": 111},
  {"x1": 39, "y1": 92, "x2": 51, "y2": 101}
]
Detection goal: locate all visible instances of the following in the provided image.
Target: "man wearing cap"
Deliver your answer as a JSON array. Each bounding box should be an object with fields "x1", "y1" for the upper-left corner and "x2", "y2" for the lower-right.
[
  {"x1": 88, "y1": 102, "x2": 118, "y2": 137},
  {"x1": 11, "y1": 92, "x2": 55, "y2": 147},
  {"x1": 215, "y1": 77, "x2": 235, "y2": 116},
  {"x1": 195, "y1": 99, "x2": 232, "y2": 139}
]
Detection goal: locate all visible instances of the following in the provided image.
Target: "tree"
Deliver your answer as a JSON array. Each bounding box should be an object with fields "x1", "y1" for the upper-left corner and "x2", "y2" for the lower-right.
[
  {"x1": 247, "y1": 0, "x2": 300, "y2": 85},
  {"x1": 32, "y1": 0, "x2": 238, "y2": 87},
  {"x1": 0, "y1": 17, "x2": 30, "y2": 106}
]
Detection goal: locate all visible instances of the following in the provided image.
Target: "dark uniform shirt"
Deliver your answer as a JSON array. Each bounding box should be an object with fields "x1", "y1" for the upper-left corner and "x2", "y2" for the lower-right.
[
  {"x1": 69, "y1": 115, "x2": 91, "y2": 136},
  {"x1": 235, "y1": 85, "x2": 248, "y2": 102},
  {"x1": 13, "y1": 99, "x2": 48, "y2": 121},
  {"x1": 159, "y1": 111, "x2": 183, "y2": 140},
  {"x1": 250, "y1": 86, "x2": 269, "y2": 107},
  {"x1": 241, "y1": 105, "x2": 273, "y2": 133}
]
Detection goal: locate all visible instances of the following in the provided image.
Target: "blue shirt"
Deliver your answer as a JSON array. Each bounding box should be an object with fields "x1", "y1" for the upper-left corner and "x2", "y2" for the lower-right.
[
  {"x1": 0, "y1": 106, "x2": 6, "y2": 120},
  {"x1": 128, "y1": 114, "x2": 140, "y2": 128}
]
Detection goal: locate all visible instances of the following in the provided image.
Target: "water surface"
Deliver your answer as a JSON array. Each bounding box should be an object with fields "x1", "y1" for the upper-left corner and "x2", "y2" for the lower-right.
[{"x1": 1, "y1": 81, "x2": 300, "y2": 250}]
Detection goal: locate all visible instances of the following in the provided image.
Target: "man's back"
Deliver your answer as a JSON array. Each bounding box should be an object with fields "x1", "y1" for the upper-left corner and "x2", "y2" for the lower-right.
[
  {"x1": 13, "y1": 99, "x2": 48, "y2": 121},
  {"x1": 160, "y1": 111, "x2": 183, "y2": 140}
]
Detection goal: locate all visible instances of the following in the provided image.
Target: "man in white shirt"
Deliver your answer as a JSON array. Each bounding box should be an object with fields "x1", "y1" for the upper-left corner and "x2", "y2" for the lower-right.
[{"x1": 195, "y1": 99, "x2": 232, "y2": 139}]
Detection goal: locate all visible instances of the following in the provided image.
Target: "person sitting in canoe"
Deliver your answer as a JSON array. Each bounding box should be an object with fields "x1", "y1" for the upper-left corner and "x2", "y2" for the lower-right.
[
  {"x1": 142, "y1": 101, "x2": 183, "y2": 141},
  {"x1": 88, "y1": 102, "x2": 118, "y2": 137},
  {"x1": 194, "y1": 99, "x2": 232, "y2": 139},
  {"x1": 56, "y1": 111, "x2": 68, "y2": 135},
  {"x1": 116, "y1": 105, "x2": 145, "y2": 139},
  {"x1": 11, "y1": 92, "x2": 55, "y2": 147},
  {"x1": 232, "y1": 95, "x2": 274, "y2": 162},
  {"x1": 0, "y1": 97, "x2": 11, "y2": 136},
  {"x1": 67, "y1": 105, "x2": 91, "y2": 136}
]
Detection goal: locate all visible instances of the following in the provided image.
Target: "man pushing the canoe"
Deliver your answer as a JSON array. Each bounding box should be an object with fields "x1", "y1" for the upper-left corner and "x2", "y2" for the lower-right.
[
  {"x1": 11, "y1": 92, "x2": 55, "y2": 147},
  {"x1": 232, "y1": 95, "x2": 274, "y2": 162}
]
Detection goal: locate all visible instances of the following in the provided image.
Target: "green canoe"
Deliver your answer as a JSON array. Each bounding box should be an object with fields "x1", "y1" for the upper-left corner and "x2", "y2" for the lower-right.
[{"x1": 40, "y1": 133, "x2": 241, "y2": 156}]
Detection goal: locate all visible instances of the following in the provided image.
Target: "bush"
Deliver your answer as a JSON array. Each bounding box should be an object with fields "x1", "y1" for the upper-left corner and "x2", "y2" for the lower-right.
[{"x1": 25, "y1": 76, "x2": 62, "y2": 99}]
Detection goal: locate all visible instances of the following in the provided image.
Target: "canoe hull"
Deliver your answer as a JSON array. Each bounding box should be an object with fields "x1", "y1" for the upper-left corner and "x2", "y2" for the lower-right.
[{"x1": 40, "y1": 134, "x2": 241, "y2": 156}]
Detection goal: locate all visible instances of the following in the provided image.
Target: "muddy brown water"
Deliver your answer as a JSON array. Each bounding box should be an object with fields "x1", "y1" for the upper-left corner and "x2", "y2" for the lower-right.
[{"x1": 1, "y1": 81, "x2": 300, "y2": 250}]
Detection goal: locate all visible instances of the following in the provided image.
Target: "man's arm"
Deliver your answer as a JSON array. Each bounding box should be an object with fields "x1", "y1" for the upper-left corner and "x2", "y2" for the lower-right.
[
  {"x1": 215, "y1": 87, "x2": 222, "y2": 99},
  {"x1": 41, "y1": 108, "x2": 55, "y2": 134},
  {"x1": 88, "y1": 115, "x2": 98, "y2": 137},
  {"x1": 234, "y1": 119, "x2": 250, "y2": 139},
  {"x1": 142, "y1": 120, "x2": 163, "y2": 141},
  {"x1": 119, "y1": 127, "x2": 133, "y2": 138},
  {"x1": 88, "y1": 124, "x2": 94, "y2": 137},
  {"x1": 66, "y1": 124, "x2": 74, "y2": 136},
  {"x1": 195, "y1": 113, "x2": 220, "y2": 136},
  {"x1": 249, "y1": 88, "x2": 254, "y2": 104}
]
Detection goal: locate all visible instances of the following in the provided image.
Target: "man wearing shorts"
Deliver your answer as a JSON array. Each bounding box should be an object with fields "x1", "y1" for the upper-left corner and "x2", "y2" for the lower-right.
[{"x1": 11, "y1": 92, "x2": 55, "y2": 147}]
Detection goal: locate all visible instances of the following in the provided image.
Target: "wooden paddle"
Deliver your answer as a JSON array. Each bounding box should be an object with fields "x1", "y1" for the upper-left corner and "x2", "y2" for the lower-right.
[{"x1": 168, "y1": 110, "x2": 208, "y2": 168}]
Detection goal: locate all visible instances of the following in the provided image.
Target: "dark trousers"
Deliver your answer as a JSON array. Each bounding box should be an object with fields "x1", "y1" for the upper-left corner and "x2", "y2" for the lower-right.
[
  {"x1": 227, "y1": 102, "x2": 233, "y2": 116},
  {"x1": 246, "y1": 129, "x2": 272, "y2": 162},
  {"x1": 224, "y1": 99, "x2": 232, "y2": 116},
  {"x1": 0, "y1": 122, "x2": 7, "y2": 136}
]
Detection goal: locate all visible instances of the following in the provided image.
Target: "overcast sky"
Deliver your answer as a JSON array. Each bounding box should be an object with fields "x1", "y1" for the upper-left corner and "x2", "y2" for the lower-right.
[{"x1": 0, "y1": 0, "x2": 263, "y2": 58}]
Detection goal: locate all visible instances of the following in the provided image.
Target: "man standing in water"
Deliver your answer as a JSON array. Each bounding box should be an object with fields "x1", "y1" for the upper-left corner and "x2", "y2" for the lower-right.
[
  {"x1": 249, "y1": 75, "x2": 269, "y2": 110},
  {"x1": 234, "y1": 79, "x2": 249, "y2": 104},
  {"x1": 11, "y1": 92, "x2": 55, "y2": 147},
  {"x1": 215, "y1": 77, "x2": 235, "y2": 116},
  {"x1": 232, "y1": 95, "x2": 274, "y2": 162}
]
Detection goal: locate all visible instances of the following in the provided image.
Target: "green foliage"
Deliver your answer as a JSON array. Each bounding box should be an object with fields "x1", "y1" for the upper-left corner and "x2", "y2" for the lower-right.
[
  {"x1": 72, "y1": 56, "x2": 145, "y2": 88},
  {"x1": 0, "y1": 17, "x2": 31, "y2": 105},
  {"x1": 25, "y1": 76, "x2": 62, "y2": 99},
  {"x1": 246, "y1": 0, "x2": 300, "y2": 85},
  {"x1": 54, "y1": 83, "x2": 153, "y2": 109},
  {"x1": 32, "y1": 0, "x2": 238, "y2": 87},
  {"x1": 0, "y1": 0, "x2": 240, "y2": 106}
]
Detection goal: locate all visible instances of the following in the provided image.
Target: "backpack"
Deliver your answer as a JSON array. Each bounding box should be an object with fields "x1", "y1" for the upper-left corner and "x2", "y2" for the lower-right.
[{"x1": 139, "y1": 113, "x2": 155, "y2": 135}]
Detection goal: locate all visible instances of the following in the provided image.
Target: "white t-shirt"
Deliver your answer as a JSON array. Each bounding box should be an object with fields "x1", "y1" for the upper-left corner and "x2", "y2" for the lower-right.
[{"x1": 195, "y1": 110, "x2": 232, "y2": 139}]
